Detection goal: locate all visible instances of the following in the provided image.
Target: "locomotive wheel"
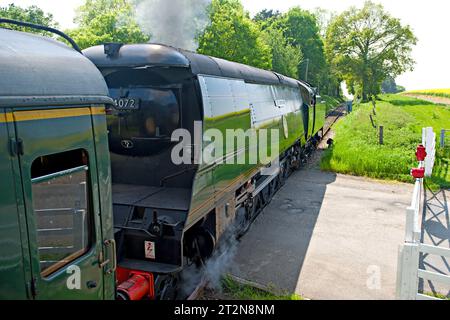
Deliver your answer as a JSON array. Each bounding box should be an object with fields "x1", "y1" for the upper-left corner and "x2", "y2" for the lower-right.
[
  {"x1": 280, "y1": 160, "x2": 289, "y2": 182},
  {"x1": 253, "y1": 193, "x2": 264, "y2": 217},
  {"x1": 270, "y1": 175, "x2": 280, "y2": 194},
  {"x1": 236, "y1": 193, "x2": 263, "y2": 238},
  {"x1": 260, "y1": 184, "x2": 271, "y2": 205},
  {"x1": 194, "y1": 228, "x2": 215, "y2": 264},
  {"x1": 235, "y1": 205, "x2": 252, "y2": 237},
  {"x1": 157, "y1": 275, "x2": 179, "y2": 300}
]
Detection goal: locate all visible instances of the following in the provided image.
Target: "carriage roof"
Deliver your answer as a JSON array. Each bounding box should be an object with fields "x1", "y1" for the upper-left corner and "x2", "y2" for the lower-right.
[{"x1": 0, "y1": 28, "x2": 112, "y2": 107}]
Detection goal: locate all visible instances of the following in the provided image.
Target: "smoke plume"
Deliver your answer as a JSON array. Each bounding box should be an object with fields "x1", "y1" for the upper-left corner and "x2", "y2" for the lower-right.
[
  {"x1": 133, "y1": 0, "x2": 211, "y2": 51},
  {"x1": 180, "y1": 227, "x2": 241, "y2": 298}
]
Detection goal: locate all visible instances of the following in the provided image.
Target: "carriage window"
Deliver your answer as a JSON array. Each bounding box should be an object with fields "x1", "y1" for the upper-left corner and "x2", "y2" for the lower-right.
[{"x1": 31, "y1": 149, "x2": 92, "y2": 277}]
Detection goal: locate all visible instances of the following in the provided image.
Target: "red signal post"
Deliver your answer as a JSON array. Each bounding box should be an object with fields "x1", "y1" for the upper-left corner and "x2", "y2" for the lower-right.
[
  {"x1": 411, "y1": 145, "x2": 427, "y2": 179},
  {"x1": 415, "y1": 145, "x2": 427, "y2": 161},
  {"x1": 410, "y1": 167, "x2": 425, "y2": 179}
]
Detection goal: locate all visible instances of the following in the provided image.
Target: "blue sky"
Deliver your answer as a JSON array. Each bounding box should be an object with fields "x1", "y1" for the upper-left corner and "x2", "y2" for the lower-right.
[{"x1": 1, "y1": 0, "x2": 449, "y2": 90}]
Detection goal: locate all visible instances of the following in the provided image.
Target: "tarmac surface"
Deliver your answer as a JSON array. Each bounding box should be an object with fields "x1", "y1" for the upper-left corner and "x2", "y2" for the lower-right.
[{"x1": 231, "y1": 139, "x2": 414, "y2": 300}]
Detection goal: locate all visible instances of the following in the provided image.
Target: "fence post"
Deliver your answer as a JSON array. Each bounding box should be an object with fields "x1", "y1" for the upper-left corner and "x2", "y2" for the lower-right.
[
  {"x1": 396, "y1": 245, "x2": 405, "y2": 299},
  {"x1": 405, "y1": 208, "x2": 415, "y2": 243},
  {"x1": 441, "y1": 129, "x2": 446, "y2": 148},
  {"x1": 397, "y1": 243, "x2": 420, "y2": 300},
  {"x1": 379, "y1": 126, "x2": 384, "y2": 145},
  {"x1": 400, "y1": 243, "x2": 420, "y2": 299},
  {"x1": 424, "y1": 127, "x2": 436, "y2": 177}
]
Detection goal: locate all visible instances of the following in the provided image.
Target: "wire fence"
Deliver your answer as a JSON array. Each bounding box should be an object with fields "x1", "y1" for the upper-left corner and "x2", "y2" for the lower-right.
[{"x1": 440, "y1": 129, "x2": 450, "y2": 149}]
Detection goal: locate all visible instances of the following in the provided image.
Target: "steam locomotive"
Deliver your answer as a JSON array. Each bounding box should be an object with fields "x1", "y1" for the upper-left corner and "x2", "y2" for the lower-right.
[
  {"x1": 0, "y1": 21, "x2": 335, "y2": 300},
  {"x1": 83, "y1": 43, "x2": 330, "y2": 299}
]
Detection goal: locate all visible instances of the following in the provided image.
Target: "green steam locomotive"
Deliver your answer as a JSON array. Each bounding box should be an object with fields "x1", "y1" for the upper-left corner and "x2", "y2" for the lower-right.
[{"x1": 0, "y1": 22, "x2": 335, "y2": 300}]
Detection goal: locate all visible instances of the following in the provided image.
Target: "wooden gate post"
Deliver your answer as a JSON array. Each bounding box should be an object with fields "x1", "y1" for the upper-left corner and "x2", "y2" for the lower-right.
[{"x1": 379, "y1": 126, "x2": 384, "y2": 145}]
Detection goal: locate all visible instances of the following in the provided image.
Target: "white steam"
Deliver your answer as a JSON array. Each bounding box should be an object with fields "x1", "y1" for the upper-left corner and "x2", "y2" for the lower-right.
[
  {"x1": 180, "y1": 227, "x2": 241, "y2": 298},
  {"x1": 133, "y1": 0, "x2": 211, "y2": 51}
]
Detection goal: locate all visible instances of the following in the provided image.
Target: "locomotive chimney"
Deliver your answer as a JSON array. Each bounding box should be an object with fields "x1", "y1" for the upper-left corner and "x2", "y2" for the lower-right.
[{"x1": 104, "y1": 43, "x2": 123, "y2": 58}]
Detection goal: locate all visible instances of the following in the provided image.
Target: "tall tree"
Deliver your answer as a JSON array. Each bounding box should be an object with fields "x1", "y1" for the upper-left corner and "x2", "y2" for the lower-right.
[
  {"x1": 0, "y1": 3, "x2": 59, "y2": 36},
  {"x1": 312, "y1": 7, "x2": 336, "y2": 38},
  {"x1": 381, "y1": 76, "x2": 405, "y2": 94},
  {"x1": 253, "y1": 10, "x2": 302, "y2": 78},
  {"x1": 253, "y1": 9, "x2": 281, "y2": 23},
  {"x1": 261, "y1": 26, "x2": 302, "y2": 78},
  {"x1": 197, "y1": 0, "x2": 272, "y2": 70},
  {"x1": 284, "y1": 7, "x2": 327, "y2": 85},
  {"x1": 68, "y1": 0, "x2": 149, "y2": 50},
  {"x1": 325, "y1": 1, "x2": 417, "y2": 101}
]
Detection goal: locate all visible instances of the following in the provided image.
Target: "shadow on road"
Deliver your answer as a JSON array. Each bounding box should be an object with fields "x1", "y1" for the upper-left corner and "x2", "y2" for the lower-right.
[{"x1": 231, "y1": 145, "x2": 337, "y2": 293}]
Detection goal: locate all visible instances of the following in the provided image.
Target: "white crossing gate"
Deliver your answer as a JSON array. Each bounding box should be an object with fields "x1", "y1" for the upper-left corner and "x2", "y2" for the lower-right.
[
  {"x1": 421, "y1": 127, "x2": 436, "y2": 177},
  {"x1": 396, "y1": 127, "x2": 450, "y2": 300}
]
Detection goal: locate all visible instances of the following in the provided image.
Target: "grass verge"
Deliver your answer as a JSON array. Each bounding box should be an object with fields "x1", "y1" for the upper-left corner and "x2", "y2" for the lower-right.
[
  {"x1": 423, "y1": 292, "x2": 450, "y2": 300},
  {"x1": 321, "y1": 94, "x2": 450, "y2": 189},
  {"x1": 220, "y1": 275, "x2": 302, "y2": 300}
]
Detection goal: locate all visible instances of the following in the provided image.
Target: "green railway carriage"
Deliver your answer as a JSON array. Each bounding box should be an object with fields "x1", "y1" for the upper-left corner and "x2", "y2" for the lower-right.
[
  {"x1": 0, "y1": 28, "x2": 115, "y2": 299},
  {"x1": 84, "y1": 43, "x2": 324, "y2": 299}
]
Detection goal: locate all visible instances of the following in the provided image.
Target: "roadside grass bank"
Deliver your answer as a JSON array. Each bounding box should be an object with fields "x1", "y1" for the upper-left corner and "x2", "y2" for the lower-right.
[
  {"x1": 214, "y1": 276, "x2": 302, "y2": 300},
  {"x1": 424, "y1": 291, "x2": 450, "y2": 300},
  {"x1": 404, "y1": 89, "x2": 450, "y2": 99},
  {"x1": 321, "y1": 94, "x2": 450, "y2": 189}
]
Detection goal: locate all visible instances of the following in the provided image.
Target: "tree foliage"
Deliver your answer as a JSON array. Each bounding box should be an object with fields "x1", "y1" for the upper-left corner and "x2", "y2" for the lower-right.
[
  {"x1": 0, "y1": 3, "x2": 59, "y2": 36},
  {"x1": 312, "y1": 7, "x2": 335, "y2": 38},
  {"x1": 197, "y1": 0, "x2": 271, "y2": 70},
  {"x1": 325, "y1": 1, "x2": 417, "y2": 101},
  {"x1": 68, "y1": 0, "x2": 149, "y2": 50},
  {"x1": 284, "y1": 7, "x2": 327, "y2": 85},
  {"x1": 382, "y1": 76, "x2": 405, "y2": 94},
  {"x1": 253, "y1": 9, "x2": 281, "y2": 23},
  {"x1": 253, "y1": 10, "x2": 302, "y2": 79},
  {"x1": 261, "y1": 26, "x2": 302, "y2": 78}
]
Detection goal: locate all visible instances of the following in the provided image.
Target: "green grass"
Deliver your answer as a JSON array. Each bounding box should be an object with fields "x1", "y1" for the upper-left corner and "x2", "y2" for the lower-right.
[
  {"x1": 321, "y1": 94, "x2": 450, "y2": 189},
  {"x1": 423, "y1": 291, "x2": 450, "y2": 300},
  {"x1": 221, "y1": 276, "x2": 302, "y2": 300},
  {"x1": 405, "y1": 89, "x2": 450, "y2": 99}
]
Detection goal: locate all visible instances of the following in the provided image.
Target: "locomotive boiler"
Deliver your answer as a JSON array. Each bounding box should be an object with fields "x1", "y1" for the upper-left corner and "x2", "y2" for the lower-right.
[{"x1": 84, "y1": 43, "x2": 326, "y2": 299}]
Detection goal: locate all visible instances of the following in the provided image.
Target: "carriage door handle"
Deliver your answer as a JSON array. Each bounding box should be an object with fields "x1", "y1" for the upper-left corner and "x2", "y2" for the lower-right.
[{"x1": 102, "y1": 239, "x2": 117, "y2": 274}]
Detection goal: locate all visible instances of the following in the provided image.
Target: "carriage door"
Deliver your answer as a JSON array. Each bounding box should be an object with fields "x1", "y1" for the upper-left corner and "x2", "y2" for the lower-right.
[{"x1": 12, "y1": 107, "x2": 106, "y2": 299}]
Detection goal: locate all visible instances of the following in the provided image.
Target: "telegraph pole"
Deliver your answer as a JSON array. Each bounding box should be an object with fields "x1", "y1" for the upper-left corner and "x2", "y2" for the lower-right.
[{"x1": 305, "y1": 58, "x2": 310, "y2": 82}]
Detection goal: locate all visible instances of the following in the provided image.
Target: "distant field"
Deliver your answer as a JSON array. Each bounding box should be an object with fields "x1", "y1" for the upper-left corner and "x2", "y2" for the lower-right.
[
  {"x1": 321, "y1": 94, "x2": 450, "y2": 189},
  {"x1": 405, "y1": 89, "x2": 450, "y2": 99}
]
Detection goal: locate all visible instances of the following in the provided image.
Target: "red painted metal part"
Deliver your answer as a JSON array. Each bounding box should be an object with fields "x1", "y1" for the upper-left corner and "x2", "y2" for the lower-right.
[
  {"x1": 415, "y1": 145, "x2": 427, "y2": 161},
  {"x1": 411, "y1": 167, "x2": 425, "y2": 179},
  {"x1": 116, "y1": 267, "x2": 155, "y2": 300}
]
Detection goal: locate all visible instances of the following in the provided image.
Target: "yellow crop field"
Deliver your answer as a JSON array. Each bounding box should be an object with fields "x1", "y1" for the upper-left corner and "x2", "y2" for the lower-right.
[{"x1": 405, "y1": 89, "x2": 450, "y2": 98}]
